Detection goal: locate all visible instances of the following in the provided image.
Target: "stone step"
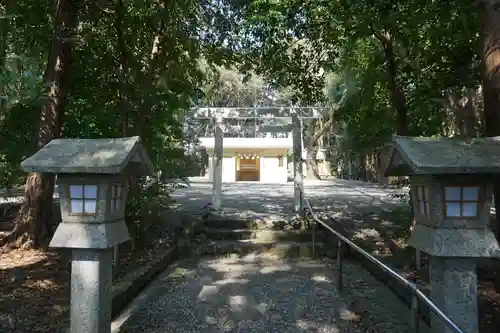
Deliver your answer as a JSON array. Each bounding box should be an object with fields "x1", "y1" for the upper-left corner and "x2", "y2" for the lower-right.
[
  {"x1": 203, "y1": 217, "x2": 256, "y2": 230},
  {"x1": 203, "y1": 218, "x2": 309, "y2": 231},
  {"x1": 195, "y1": 239, "x2": 326, "y2": 258},
  {"x1": 202, "y1": 227, "x2": 325, "y2": 242},
  {"x1": 203, "y1": 209, "x2": 304, "y2": 230}
]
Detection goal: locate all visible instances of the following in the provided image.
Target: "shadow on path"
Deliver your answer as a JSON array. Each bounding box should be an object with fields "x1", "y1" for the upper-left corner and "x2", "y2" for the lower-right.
[{"x1": 115, "y1": 253, "x2": 354, "y2": 333}]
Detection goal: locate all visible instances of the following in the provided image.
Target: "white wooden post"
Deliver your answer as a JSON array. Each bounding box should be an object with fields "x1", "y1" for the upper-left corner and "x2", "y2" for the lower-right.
[
  {"x1": 292, "y1": 111, "x2": 304, "y2": 213},
  {"x1": 212, "y1": 117, "x2": 223, "y2": 209}
]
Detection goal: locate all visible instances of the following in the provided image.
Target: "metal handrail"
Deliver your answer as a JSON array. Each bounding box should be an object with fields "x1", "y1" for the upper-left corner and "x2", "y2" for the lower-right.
[{"x1": 301, "y1": 189, "x2": 465, "y2": 333}]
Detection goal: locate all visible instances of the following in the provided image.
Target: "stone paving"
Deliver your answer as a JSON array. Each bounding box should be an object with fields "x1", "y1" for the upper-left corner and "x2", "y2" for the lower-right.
[
  {"x1": 111, "y1": 179, "x2": 419, "y2": 333},
  {"x1": 170, "y1": 178, "x2": 405, "y2": 219},
  {"x1": 113, "y1": 253, "x2": 417, "y2": 333}
]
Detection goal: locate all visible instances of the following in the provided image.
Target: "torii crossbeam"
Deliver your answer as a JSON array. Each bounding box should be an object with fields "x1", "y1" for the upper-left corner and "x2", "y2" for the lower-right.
[{"x1": 190, "y1": 106, "x2": 326, "y2": 213}]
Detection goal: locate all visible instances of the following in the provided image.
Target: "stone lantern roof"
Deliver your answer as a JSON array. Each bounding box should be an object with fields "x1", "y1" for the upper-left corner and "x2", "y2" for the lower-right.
[
  {"x1": 384, "y1": 135, "x2": 500, "y2": 177},
  {"x1": 21, "y1": 136, "x2": 154, "y2": 175}
]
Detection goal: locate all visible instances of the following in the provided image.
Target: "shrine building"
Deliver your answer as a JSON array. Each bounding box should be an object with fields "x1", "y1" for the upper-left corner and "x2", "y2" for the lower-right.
[{"x1": 199, "y1": 137, "x2": 292, "y2": 183}]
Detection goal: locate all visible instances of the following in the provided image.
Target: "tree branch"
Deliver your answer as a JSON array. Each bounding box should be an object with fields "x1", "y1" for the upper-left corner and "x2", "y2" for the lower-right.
[{"x1": 311, "y1": 115, "x2": 335, "y2": 146}]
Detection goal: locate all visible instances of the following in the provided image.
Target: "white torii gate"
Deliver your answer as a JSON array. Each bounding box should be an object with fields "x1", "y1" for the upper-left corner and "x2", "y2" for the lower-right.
[{"x1": 190, "y1": 106, "x2": 325, "y2": 213}]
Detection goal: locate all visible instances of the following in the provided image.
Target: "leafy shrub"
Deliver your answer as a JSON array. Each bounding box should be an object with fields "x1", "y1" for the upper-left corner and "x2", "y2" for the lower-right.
[{"x1": 125, "y1": 177, "x2": 174, "y2": 243}]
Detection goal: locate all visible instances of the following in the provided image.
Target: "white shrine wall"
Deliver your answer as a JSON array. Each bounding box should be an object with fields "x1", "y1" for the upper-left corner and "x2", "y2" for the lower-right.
[{"x1": 202, "y1": 137, "x2": 291, "y2": 184}]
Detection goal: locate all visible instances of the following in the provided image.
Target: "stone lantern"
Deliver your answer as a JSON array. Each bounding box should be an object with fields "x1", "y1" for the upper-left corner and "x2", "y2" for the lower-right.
[
  {"x1": 384, "y1": 135, "x2": 500, "y2": 333},
  {"x1": 21, "y1": 136, "x2": 153, "y2": 333}
]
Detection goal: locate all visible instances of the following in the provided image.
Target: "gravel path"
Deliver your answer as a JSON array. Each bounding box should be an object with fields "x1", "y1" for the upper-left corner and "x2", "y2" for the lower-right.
[
  {"x1": 114, "y1": 252, "x2": 420, "y2": 333},
  {"x1": 114, "y1": 180, "x2": 419, "y2": 333},
  {"x1": 170, "y1": 179, "x2": 405, "y2": 219},
  {"x1": 329, "y1": 261, "x2": 426, "y2": 333},
  {"x1": 116, "y1": 253, "x2": 357, "y2": 333}
]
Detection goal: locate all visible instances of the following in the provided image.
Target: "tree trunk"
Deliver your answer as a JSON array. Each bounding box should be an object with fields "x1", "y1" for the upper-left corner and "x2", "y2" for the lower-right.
[
  {"x1": 374, "y1": 29, "x2": 414, "y2": 227},
  {"x1": 137, "y1": 34, "x2": 161, "y2": 138},
  {"x1": 137, "y1": 0, "x2": 181, "y2": 138},
  {"x1": 114, "y1": 0, "x2": 132, "y2": 136},
  {"x1": 304, "y1": 117, "x2": 335, "y2": 180},
  {"x1": 305, "y1": 146, "x2": 322, "y2": 180},
  {"x1": 127, "y1": 19, "x2": 162, "y2": 206},
  {"x1": 114, "y1": 0, "x2": 137, "y2": 250},
  {"x1": 476, "y1": 86, "x2": 486, "y2": 134},
  {"x1": 0, "y1": 4, "x2": 8, "y2": 116},
  {"x1": 376, "y1": 30, "x2": 409, "y2": 136},
  {"x1": 478, "y1": 0, "x2": 500, "y2": 239},
  {"x1": 447, "y1": 90, "x2": 478, "y2": 138},
  {"x1": 464, "y1": 88, "x2": 478, "y2": 137},
  {"x1": 448, "y1": 94, "x2": 466, "y2": 136},
  {"x1": 2, "y1": 0, "x2": 77, "y2": 249},
  {"x1": 479, "y1": 1, "x2": 500, "y2": 137}
]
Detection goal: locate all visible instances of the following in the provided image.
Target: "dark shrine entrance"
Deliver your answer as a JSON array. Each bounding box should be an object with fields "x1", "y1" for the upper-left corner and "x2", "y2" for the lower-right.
[{"x1": 236, "y1": 155, "x2": 260, "y2": 181}]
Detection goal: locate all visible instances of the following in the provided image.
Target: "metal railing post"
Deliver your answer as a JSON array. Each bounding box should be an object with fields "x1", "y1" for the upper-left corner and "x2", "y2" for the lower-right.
[
  {"x1": 113, "y1": 245, "x2": 118, "y2": 267},
  {"x1": 312, "y1": 218, "x2": 316, "y2": 259},
  {"x1": 410, "y1": 287, "x2": 419, "y2": 333},
  {"x1": 416, "y1": 249, "x2": 421, "y2": 271},
  {"x1": 413, "y1": 247, "x2": 421, "y2": 332},
  {"x1": 299, "y1": 183, "x2": 465, "y2": 333},
  {"x1": 337, "y1": 239, "x2": 343, "y2": 292}
]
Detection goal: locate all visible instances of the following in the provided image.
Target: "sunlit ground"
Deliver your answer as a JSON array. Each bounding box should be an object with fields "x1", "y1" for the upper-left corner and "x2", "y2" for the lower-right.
[{"x1": 114, "y1": 253, "x2": 355, "y2": 333}]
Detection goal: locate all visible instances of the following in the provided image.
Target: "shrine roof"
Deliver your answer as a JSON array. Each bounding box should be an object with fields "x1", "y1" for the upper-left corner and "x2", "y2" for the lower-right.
[{"x1": 384, "y1": 135, "x2": 500, "y2": 176}]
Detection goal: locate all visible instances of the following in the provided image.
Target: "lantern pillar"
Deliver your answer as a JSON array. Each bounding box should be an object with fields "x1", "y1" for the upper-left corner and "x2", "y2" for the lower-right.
[
  {"x1": 428, "y1": 257, "x2": 478, "y2": 333},
  {"x1": 70, "y1": 248, "x2": 114, "y2": 333}
]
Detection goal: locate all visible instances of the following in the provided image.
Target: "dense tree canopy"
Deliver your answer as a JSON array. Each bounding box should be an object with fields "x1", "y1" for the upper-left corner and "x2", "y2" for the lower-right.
[{"x1": 2, "y1": 0, "x2": 500, "y2": 246}]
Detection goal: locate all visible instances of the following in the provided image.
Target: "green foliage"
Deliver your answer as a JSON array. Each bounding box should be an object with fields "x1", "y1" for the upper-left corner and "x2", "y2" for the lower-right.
[
  {"x1": 233, "y1": 0, "x2": 339, "y2": 104},
  {"x1": 0, "y1": 102, "x2": 39, "y2": 186},
  {"x1": 234, "y1": 0, "x2": 481, "y2": 152},
  {"x1": 332, "y1": 0, "x2": 479, "y2": 147},
  {"x1": 0, "y1": 0, "x2": 244, "y2": 246},
  {"x1": 0, "y1": 55, "x2": 45, "y2": 186},
  {"x1": 202, "y1": 65, "x2": 266, "y2": 106},
  {"x1": 198, "y1": 64, "x2": 297, "y2": 107},
  {"x1": 126, "y1": 177, "x2": 173, "y2": 241},
  {"x1": 0, "y1": 0, "x2": 238, "y2": 189},
  {"x1": 0, "y1": 0, "x2": 486, "y2": 188}
]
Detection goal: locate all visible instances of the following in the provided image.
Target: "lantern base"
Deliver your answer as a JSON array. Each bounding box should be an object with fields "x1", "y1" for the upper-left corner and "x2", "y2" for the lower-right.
[
  {"x1": 49, "y1": 220, "x2": 130, "y2": 249},
  {"x1": 408, "y1": 224, "x2": 500, "y2": 257}
]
